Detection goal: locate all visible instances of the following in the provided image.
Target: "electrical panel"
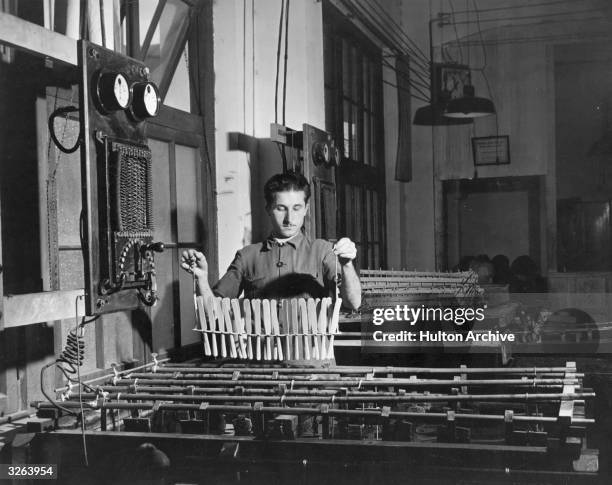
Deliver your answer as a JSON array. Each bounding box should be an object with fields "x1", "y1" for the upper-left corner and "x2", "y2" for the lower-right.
[
  {"x1": 78, "y1": 40, "x2": 163, "y2": 315},
  {"x1": 301, "y1": 124, "x2": 339, "y2": 241}
]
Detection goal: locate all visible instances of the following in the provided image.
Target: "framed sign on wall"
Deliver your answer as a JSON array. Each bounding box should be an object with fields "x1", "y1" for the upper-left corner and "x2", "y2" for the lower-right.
[{"x1": 472, "y1": 136, "x2": 510, "y2": 166}]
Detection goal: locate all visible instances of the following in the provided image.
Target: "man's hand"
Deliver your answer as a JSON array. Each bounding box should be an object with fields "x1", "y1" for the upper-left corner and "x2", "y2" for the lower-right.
[
  {"x1": 333, "y1": 237, "x2": 357, "y2": 266},
  {"x1": 180, "y1": 249, "x2": 208, "y2": 278}
]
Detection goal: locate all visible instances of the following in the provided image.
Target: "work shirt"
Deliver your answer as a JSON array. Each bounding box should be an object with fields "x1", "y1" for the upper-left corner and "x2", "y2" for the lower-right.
[{"x1": 213, "y1": 231, "x2": 338, "y2": 300}]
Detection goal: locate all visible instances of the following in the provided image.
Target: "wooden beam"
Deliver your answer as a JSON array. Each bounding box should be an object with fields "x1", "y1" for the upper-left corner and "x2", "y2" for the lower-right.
[
  {"x1": 0, "y1": 12, "x2": 77, "y2": 66},
  {"x1": 3, "y1": 290, "x2": 86, "y2": 329}
]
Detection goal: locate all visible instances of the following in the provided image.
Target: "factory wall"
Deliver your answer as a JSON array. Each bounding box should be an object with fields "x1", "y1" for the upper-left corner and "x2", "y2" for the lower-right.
[
  {"x1": 210, "y1": 0, "x2": 438, "y2": 276},
  {"x1": 212, "y1": 0, "x2": 326, "y2": 273}
]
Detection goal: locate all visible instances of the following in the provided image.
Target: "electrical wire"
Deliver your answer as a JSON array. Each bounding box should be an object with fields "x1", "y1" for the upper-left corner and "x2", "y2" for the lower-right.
[
  {"x1": 381, "y1": 58, "x2": 430, "y2": 93},
  {"x1": 472, "y1": 0, "x2": 487, "y2": 69},
  {"x1": 368, "y1": 0, "x2": 429, "y2": 63},
  {"x1": 447, "y1": 0, "x2": 464, "y2": 64},
  {"x1": 448, "y1": 0, "x2": 588, "y2": 15},
  {"x1": 48, "y1": 106, "x2": 81, "y2": 154},
  {"x1": 75, "y1": 296, "x2": 89, "y2": 467},
  {"x1": 380, "y1": 62, "x2": 430, "y2": 101},
  {"x1": 381, "y1": 57, "x2": 430, "y2": 89},
  {"x1": 354, "y1": 0, "x2": 429, "y2": 68},
  {"x1": 446, "y1": 7, "x2": 603, "y2": 25},
  {"x1": 347, "y1": 0, "x2": 430, "y2": 74},
  {"x1": 274, "y1": 0, "x2": 285, "y2": 124},
  {"x1": 382, "y1": 80, "x2": 429, "y2": 103},
  {"x1": 282, "y1": 0, "x2": 290, "y2": 126},
  {"x1": 444, "y1": 25, "x2": 611, "y2": 48}
]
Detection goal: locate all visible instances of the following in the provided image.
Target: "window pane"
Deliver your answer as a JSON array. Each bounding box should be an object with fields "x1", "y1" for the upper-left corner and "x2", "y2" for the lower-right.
[
  {"x1": 352, "y1": 104, "x2": 361, "y2": 162},
  {"x1": 354, "y1": 186, "x2": 363, "y2": 259},
  {"x1": 351, "y1": 47, "x2": 359, "y2": 102},
  {"x1": 175, "y1": 144, "x2": 199, "y2": 242},
  {"x1": 342, "y1": 39, "x2": 350, "y2": 97},
  {"x1": 139, "y1": 1, "x2": 161, "y2": 50},
  {"x1": 363, "y1": 58, "x2": 370, "y2": 110},
  {"x1": 344, "y1": 185, "x2": 353, "y2": 238},
  {"x1": 363, "y1": 111, "x2": 370, "y2": 165},
  {"x1": 343, "y1": 100, "x2": 351, "y2": 158},
  {"x1": 370, "y1": 61, "x2": 377, "y2": 113},
  {"x1": 143, "y1": 0, "x2": 191, "y2": 91},
  {"x1": 149, "y1": 138, "x2": 173, "y2": 242},
  {"x1": 165, "y1": 43, "x2": 192, "y2": 112},
  {"x1": 370, "y1": 114, "x2": 377, "y2": 167},
  {"x1": 179, "y1": 263, "x2": 199, "y2": 345},
  {"x1": 150, "y1": 249, "x2": 175, "y2": 352}
]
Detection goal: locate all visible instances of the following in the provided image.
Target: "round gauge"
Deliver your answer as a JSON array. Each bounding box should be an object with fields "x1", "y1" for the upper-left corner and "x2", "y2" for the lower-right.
[
  {"x1": 95, "y1": 71, "x2": 132, "y2": 113},
  {"x1": 113, "y1": 73, "x2": 130, "y2": 109},
  {"x1": 130, "y1": 82, "x2": 161, "y2": 120}
]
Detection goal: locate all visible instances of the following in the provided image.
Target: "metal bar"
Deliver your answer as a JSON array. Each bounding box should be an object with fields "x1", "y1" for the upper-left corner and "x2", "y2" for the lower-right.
[
  {"x1": 96, "y1": 385, "x2": 401, "y2": 395},
  {"x1": 54, "y1": 357, "x2": 171, "y2": 392},
  {"x1": 32, "y1": 401, "x2": 595, "y2": 425},
  {"x1": 93, "y1": 384, "x2": 565, "y2": 395},
  {"x1": 64, "y1": 391, "x2": 595, "y2": 403},
  {"x1": 151, "y1": 364, "x2": 580, "y2": 375},
  {"x1": 114, "y1": 376, "x2": 580, "y2": 387}
]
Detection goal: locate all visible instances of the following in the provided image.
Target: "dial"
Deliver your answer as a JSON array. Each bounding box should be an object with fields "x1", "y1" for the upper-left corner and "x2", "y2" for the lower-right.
[
  {"x1": 130, "y1": 82, "x2": 161, "y2": 120},
  {"x1": 113, "y1": 73, "x2": 130, "y2": 108},
  {"x1": 95, "y1": 71, "x2": 132, "y2": 113}
]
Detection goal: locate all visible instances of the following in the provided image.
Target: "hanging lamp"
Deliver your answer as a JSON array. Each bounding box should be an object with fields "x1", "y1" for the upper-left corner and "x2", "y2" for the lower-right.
[
  {"x1": 413, "y1": 18, "x2": 473, "y2": 126},
  {"x1": 444, "y1": 82, "x2": 495, "y2": 118}
]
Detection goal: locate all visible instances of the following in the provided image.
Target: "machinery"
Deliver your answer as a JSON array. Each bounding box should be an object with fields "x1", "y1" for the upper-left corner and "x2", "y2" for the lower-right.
[
  {"x1": 78, "y1": 39, "x2": 165, "y2": 315},
  {"x1": 25, "y1": 359, "x2": 598, "y2": 484}
]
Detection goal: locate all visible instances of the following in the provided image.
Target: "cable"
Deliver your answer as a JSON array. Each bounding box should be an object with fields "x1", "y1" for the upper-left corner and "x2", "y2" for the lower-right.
[
  {"x1": 350, "y1": 0, "x2": 430, "y2": 73},
  {"x1": 381, "y1": 58, "x2": 430, "y2": 90},
  {"x1": 448, "y1": 0, "x2": 587, "y2": 15},
  {"x1": 446, "y1": 7, "x2": 602, "y2": 25},
  {"x1": 75, "y1": 296, "x2": 88, "y2": 467},
  {"x1": 443, "y1": 24, "x2": 610, "y2": 48},
  {"x1": 48, "y1": 106, "x2": 81, "y2": 154},
  {"x1": 472, "y1": 0, "x2": 487, "y2": 69},
  {"x1": 274, "y1": 0, "x2": 285, "y2": 124},
  {"x1": 368, "y1": 0, "x2": 429, "y2": 62},
  {"x1": 355, "y1": 0, "x2": 431, "y2": 69},
  {"x1": 282, "y1": 0, "x2": 290, "y2": 126},
  {"x1": 447, "y1": 0, "x2": 464, "y2": 64},
  {"x1": 381, "y1": 61, "x2": 430, "y2": 98},
  {"x1": 382, "y1": 80, "x2": 429, "y2": 103}
]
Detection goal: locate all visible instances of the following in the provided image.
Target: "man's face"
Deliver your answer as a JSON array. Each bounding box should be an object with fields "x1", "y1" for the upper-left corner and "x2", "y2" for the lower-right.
[{"x1": 266, "y1": 190, "x2": 309, "y2": 238}]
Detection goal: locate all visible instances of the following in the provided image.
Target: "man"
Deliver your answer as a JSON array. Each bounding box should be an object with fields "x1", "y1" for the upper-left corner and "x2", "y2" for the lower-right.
[{"x1": 181, "y1": 172, "x2": 361, "y2": 309}]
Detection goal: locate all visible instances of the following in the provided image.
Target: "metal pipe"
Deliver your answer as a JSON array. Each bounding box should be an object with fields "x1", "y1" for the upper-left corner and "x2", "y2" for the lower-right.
[
  {"x1": 93, "y1": 386, "x2": 400, "y2": 396},
  {"x1": 0, "y1": 410, "x2": 33, "y2": 425},
  {"x1": 65, "y1": 391, "x2": 594, "y2": 403},
  {"x1": 32, "y1": 401, "x2": 595, "y2": 425},
  {"x1": 114, "y1": 377, "x2": 579, "y2": 388},
  {"x1": 151, "y1": 364, "x2": 579, "y2": 375},
  {"x1": 54, "y1": 357, "x2": 171, "y2": 393}
]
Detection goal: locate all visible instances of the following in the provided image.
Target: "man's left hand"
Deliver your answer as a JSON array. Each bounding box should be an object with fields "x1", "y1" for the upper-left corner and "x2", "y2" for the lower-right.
[{"x1": 333, "y1": 237, "x2": 357, "y2": 265}]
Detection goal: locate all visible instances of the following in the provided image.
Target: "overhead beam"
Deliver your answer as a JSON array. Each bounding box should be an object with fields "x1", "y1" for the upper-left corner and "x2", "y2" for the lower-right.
[
  {"x1": 2, "y1": 290, "x2": 86, "y2": 329},
  {"x1": 0, "y1": 12, "x2": 77, "y2": 66}
]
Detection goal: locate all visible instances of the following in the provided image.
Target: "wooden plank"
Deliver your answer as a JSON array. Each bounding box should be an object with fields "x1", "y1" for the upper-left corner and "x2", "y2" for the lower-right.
[
  {"x1": 0, "y1": 12, "x2": 77, "y2": 65},
  {"x1": 3, "y1": 290, "x2": 86, "y2": 328}
]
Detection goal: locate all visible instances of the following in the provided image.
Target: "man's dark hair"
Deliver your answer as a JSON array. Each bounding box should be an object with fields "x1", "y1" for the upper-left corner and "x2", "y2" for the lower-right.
[{"x1": 264, "y1": 172, "x2": 311, "y2": 206}]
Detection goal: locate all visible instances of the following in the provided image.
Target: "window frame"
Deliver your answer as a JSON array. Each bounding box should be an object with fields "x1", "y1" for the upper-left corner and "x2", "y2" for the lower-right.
[{"x1": 323, "y1": 2, "x2": 386, "y2": 269}]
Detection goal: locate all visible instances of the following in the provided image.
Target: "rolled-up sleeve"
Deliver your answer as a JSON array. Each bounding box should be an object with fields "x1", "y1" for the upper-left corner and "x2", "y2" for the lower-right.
[{"x1": 212, "y1": 251, "x2": 245, "y2": 298}]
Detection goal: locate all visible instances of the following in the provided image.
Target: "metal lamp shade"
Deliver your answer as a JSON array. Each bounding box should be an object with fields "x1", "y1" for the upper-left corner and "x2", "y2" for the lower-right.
[
  {"x1": 414, "y1": 103, "x2": 474, "y2": 126},
  {"x1": 444, "y1": 85, "x2": 496, "y2": 119}
]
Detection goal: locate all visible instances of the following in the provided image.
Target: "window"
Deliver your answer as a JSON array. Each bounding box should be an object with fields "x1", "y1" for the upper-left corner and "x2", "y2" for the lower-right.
[{"x1": 323, "y1": 3, "x2": 386, "y2": 269}]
